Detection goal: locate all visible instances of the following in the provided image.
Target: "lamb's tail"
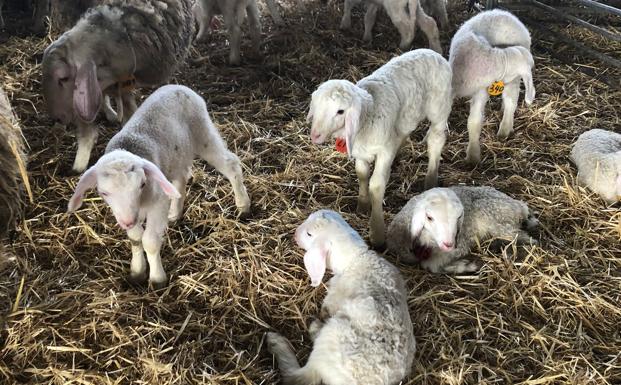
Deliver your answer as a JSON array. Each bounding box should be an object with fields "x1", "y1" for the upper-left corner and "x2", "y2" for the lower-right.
[{"x1": 266, "y1": 332, "x2": 321, "y2": 385}]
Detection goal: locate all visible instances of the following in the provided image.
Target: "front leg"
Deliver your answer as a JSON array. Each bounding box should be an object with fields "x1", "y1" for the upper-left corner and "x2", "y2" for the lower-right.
[
  {"x1": 425, "y1": 120, "x2": 448, "y2": 189},
  {"x1": 143, "y1": 200, "x2": 171, "y2": 290},
  {"x1": 355, "y1": 158, "x2": 371, "y2": 214},
  {"x1": 368, "y1": 153, "x2": 396, "y2": 248},
  {"x1": 72, "y1": 120, "x2": 98, "y2": 173},
  {"x1": 362, "y1": 3, "x2": 379, "y2": 43},
  {"x1": 168, "y1": 175, "x2": 188, "y2": 222},
  {"x1": 340, "y1": 0, "x2": 359, "y2": 30},
  {"x1": 127, "y1": 224, "x2": 147, "y2": 284}
]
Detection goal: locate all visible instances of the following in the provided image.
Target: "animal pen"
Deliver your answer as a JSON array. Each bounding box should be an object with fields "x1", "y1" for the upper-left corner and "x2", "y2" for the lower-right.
[{"x1": 0, "y1": 0, "x2": 620, "y2": 384}]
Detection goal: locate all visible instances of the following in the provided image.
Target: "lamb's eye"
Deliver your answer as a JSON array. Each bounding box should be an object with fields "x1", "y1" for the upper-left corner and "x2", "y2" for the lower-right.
[
  {"x1": 100, "y1": 192, "x2": 108, "y2": 197},
  {"x1": 140, "y1": 182, "x2": 146, "y2": 189},
  {"x1": 426, "y1": 215, "x2": 433, "y2": 222},
  {"x1": 306, "y1": 231, "x2": 312, "y2": 237},
  {"x1": 58, "y1": 77, "x2": 69, "y2": 85},
  {"x1": 337, "y1": 109, "x2": 344, "y2": 115}
]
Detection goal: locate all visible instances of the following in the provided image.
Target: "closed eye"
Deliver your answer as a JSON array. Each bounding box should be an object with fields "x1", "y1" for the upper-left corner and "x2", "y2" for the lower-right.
[
  {"x1": 426, "y1": 214, "x2": 433, "y2": 222},
  {"x1": 306, "y1": 231, "x2": 312, "y2": 237},
  {"x1": 336, "y1": 109, "x2": 344, "y2": 115},
  {"x1": 100, "y1": 192, "x2": 109, "y2": 197}
]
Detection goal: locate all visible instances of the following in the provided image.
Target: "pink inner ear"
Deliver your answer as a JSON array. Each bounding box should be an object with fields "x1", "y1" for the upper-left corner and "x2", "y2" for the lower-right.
[
  {"x1": 68, "y1": 166, "x2": 98, "y2": 212},
  {"x1": 142, "y1": 160, "x2": 181, "y2": 199},
  {"x1": 304, "y1": 247, "x2": 327, "y2": 287},
  {"x1": 410, "y1": 207, "x2": 426, "y2": 240}
]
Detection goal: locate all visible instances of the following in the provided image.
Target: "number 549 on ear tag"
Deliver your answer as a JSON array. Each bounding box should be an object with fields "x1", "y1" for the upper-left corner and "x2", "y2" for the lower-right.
[{"x1": 488, "y1": 81, "x2": 504, "y2": 96}]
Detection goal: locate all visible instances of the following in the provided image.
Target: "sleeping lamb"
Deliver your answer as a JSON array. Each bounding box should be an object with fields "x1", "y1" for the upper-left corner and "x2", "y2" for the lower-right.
[{"x1": 387, "y1": 186, "x2": 539, "y2": 274}]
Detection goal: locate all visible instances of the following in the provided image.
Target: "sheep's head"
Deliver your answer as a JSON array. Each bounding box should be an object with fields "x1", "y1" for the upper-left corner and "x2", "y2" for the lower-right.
[
  {"x1": 410, "y1": 188, "x2": 464, "y2": 252},
  {"x1": 67, "y1": 150, "x2": 181, "y2": 230},
  {"x1": 307, "y1": 80, "x2": 363, "y2": 154},
  {"x1": 295, "y1": 210, "x2": 366, "y2": 287}
]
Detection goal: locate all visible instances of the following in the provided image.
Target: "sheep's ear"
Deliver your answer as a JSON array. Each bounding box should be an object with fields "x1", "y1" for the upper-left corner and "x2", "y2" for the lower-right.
[
  {"x1": 303, "y1": 239, "x2": 329, "y2": 287},
  {"x1": 306, "y1": 100, "x2": 314, "y2": 123},
  {"x1": 68, "y1": 166, "x2": 97, "y2": 212},
  {"x1": 142, "y1": 159, "x2": 181, "y2": 199},
  {"x1": 345, "y1": 100, "x2": 361, "y2": 155},
  {"x1": 410, "y1": 205, "x2": 426, "y2": 240},
  {"x1": 73, "y1": 59, "x2": 102, "y2": 122}
]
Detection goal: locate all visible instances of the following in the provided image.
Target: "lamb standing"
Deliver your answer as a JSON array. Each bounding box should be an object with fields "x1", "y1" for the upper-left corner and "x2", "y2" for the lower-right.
[
  {"x1": 449, "y1": 9, "x2": 535, "y2": 165},
  {"x1": 267, "y1": 209, "x2": 416, "y2": 385},
  {"x1": 67, "y1": 85, "x2": 251, "y2": 289},
  {"x1": 194, "y1": 0, "x2": 261, "y2": 65},
  {"x1": 42, "y1": 0, "x2": 194, "y2": 173},
  {"x1": 340, "y1": 0, "x2": 442, "y2": 53},
  {"x1": 307, "y1": 49, "x2": 452, "y2": 247},
  {"x1": 570, "y1": 129, "x2": 621, "y2": 203},
  {"x1": 386, "y1": 186, "x2": 539, "y2": 274}
]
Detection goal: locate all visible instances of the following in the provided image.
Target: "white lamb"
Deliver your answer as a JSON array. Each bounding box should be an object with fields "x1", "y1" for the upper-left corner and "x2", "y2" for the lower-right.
[
  {"x1": 340, "y1": 0, "x2": 442, "y2": 53},
  {"x1": 307, "y1": 49, "x2": 452, "y2": 247},
  {"x1": 570, "y1": 129, "x2": 621, "y2": 204},
  {"x1": 386, "y1": 186, "x2": 539, "y2": 274},
  {"x1": 449, "y1": 9, "x2": 535, "y2": 165},
  {"x1": 419, "y1": 0, "x2": 448, "y2": 30},
  {"x1": 267, "y1": 209, "x2": 416, "y2": 385},
  {"x1": 67, "y1": 85, "x2": 251, "y2": 289},
  {"x1": 194, "y1": 0, "x2": 261, "y2": 65}
]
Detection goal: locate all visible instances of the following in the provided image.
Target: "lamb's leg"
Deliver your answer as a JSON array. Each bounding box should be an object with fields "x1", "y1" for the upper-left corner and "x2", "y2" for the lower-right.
[
  {"x1": 127, "y1": 224, "x2": 147, "y2": 284},
  {"x1": 308, "y1": 318, "x2": 323, "y2": 341},
  {"x1": 416, "y1": 5, "x2": 442, "y2": 53},
  {"x1": 199, "y1": 140, "x2": 251, "y2": 216},
  {"x1": 223, "y1": 5, "x2": 242, "y2": 65},
  {"x1": 143, "y1": 202, "x2": 170, "y2": 290},
  {"x1": 246, "y1": 0, "x2": 262, "y2": 56},
  {"x1": 497, "y1": 79, "x2": 520, "y2": 141},
  {"x1": 340, "y1": 0, "x2": 360, "y2": 30},
  {"x1": 72, "y1": 120, "x2": 98, "y2": 173},
  {"x1": 368, "y1": 153, "x2": 396, "y2": 247},
  {"x1": 441, "y1": 258, "x2": 482, "y2": 274},
  {"x1": 362, "y1": 3, "x2": 379, "y2": 43},
  {"x1": 424, "y1": 120, "x2": 448, "y2": 189},
  {"x1": 385, "y1": 3, "x2": 416, "y2": 50},
  {"x1": 102, "y1": 94, "x2": 120, "y2": 123},
  {"x1": 196, "y1": 0, "x2": 214, "y2": 42},
  {"x1": 168, "y1": 175, "x2": 188, "y2": 222},
  {"x1": 355, "y1": 158, "x2": 371, "y2": 214},
  {"x1": 465, "y1": 89, "x2": 489, "y2": 165},
  {"x1": 265, "y1": 0, "x2": 284, "y2": 26}
]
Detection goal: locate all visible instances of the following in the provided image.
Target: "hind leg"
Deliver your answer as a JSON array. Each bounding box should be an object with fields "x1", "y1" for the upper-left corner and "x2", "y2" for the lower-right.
[
  {"x1": 497, "y1": 79, "x2": 520, "y2": 141},
  {"x1": 198, "y1": 129, "x2": 250, "y2": 215},
  {"x1": 384, "y1": 2, "x2": 416, "y2": 50},
  {"x1": 465, "y1": 89, "x2": 489, "y2": 165},
  {"x1": 246, "y1": 0, "x2": 262, "y2": 55},
  {"x1": 196, "y1": 0, "x2": 215, "y2": 42},
  {"x1": 362, "y1": 3, "x2": 379, "y2": 43},
  {"x1": 416, "y1": 5, "x2": 442, "y2": 53},
  {"x1": 122, "y1": 92, "x2": 138, "y2": 124},
  {"x1": 424, "y1": 119, "x2": 448, "y2": 189},
  {"x1": 340, "y1": 0, "x2": 361, "y2": 30},
  {"x1": 222, "y1": 5, "x2": 242, "y2": 65}
]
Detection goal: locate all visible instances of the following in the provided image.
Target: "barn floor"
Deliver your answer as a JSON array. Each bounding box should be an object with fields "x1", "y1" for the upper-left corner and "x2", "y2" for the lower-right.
[{"x1": 1, "y1": 1, "x2": 620, "y2": 384}]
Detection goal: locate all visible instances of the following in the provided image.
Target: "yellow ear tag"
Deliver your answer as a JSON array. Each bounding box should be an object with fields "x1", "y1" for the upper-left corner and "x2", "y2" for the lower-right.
[{"x1": 488, "y1": 80, "x2": 504, "y2": 96}]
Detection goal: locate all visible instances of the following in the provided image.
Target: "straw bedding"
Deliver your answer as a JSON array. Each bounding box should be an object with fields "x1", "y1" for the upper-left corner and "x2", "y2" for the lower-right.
[{"x1": 0, "y1": 1, "x2": 620, "y2": 384}]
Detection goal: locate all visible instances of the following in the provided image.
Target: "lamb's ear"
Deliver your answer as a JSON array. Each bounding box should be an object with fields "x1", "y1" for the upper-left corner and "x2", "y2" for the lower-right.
[
  {"x1": 142, "y1": 159, "x2": 181, "y2": 199},
  {"x1": 73, "y1": 59, "x2": 102, "y2": 122},
  {"x1": 410, "y1": 205, "x2": 427, "y2": 240},
  {"x1": 303, "y1": 239, "x2": 329, "y2": 287},
  {"x1": 68, "y1": 166, "x2": 97, "y2": 212},
  {"x1": 345, "y1": 98, "x2": 361, "y2": 155},
  {"x1": 306, "y1": 99, "x2": 314, "y2": 123}
]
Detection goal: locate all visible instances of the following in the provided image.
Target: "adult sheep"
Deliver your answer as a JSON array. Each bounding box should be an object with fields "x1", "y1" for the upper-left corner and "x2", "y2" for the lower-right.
[{"x1": 42, "y1": 0, "x2": 194, "y2": 173}]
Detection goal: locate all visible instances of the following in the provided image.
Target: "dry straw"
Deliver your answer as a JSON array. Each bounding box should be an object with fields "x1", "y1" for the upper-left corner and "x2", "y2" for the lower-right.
[{"x1": 0, "y1": 1, "x2": 620, "y2": 384}]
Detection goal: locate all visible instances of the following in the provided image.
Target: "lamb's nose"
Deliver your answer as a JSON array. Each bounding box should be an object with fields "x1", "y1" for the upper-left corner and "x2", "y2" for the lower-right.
[
  {"x1": 120, "y1": 220, "x2": 135, "y2": 229},
  {"x1": 442, "y1": 241, "x2": 454, "y2": 249}
]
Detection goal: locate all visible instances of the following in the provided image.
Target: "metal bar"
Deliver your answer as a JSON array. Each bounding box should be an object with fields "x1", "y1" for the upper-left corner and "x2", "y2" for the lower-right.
[
  {"x1": 528, "y1": 0, "x2": 621, "y2": 42},
  {"x1": 519, "y1": 13, "x2": 621, "y2": 70},
  {"x1": 574, "y1": 0, "x2": 621, "y2": 17}
]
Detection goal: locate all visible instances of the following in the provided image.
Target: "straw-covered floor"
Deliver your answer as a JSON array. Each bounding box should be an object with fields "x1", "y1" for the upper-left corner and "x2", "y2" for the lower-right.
[{"x1": 1, "y1": 1, "x2": 620, "y2": 384}]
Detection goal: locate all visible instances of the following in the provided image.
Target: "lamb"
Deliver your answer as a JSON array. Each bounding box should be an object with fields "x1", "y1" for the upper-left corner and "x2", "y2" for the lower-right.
[
  {"x1": 419, "y1": 0, "x2": 448, "y2": 30},
  {"x1": 449, "y1": 9, "x2": 535, "y2": 165},
  {"x1": 194, "y1": 0, "x2": 261, "y2": 65},
  {"x1": 570, "y1": 129, "x2": 621, "y2": 204},
  {"x1": 67, "y1": 85, "x2": 251, "y2": 289},
  {"x1": 266, "y1": 209, "x2": 416, "y2": 385},
  {"x1": 42, "y1": 0, "x2": 194, "y2": 173},
  {"x1": 0, "y1": 87, "x2": 31, "y2": 237},
  {"x1": 386, "y1": 186, "x2": 539, "y2": 274},
  {"x1": 339, "y1": 0, "x2": 442, "y2": 53},
  {"x1": 307, "y1": 49, "x2": 452, "y2": 247}
]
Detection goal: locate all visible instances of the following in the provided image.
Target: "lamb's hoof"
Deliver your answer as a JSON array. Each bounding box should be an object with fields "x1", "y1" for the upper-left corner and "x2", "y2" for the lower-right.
[
  {"x1": 127, "y1": 271, "x2": 148, "y2": 286},
  {"x1": 369, "y1": 233, "x2": 386, "y2": 250},
  {"x1": 237, "y1": 203, "x2": 252, "y2": 219},
  {"x1": 228, "y1": 56, "x2": 241, "y2": 66},
  {"x1": 266, "y1": 332, "x2": 287, "y2": 354},
  {"x1": 497, "y1": 130, "x2": 511, "y2": 142},
  {"x1": 308, "y1": 318, "x2": 323, "y2": 340},
  {"x1": 362, "y1": 34, "x2": 372, "y2": 44},
  {"x1": 465, "y1": 154, "x2": 481, "y2": 167},
  {"x1": 149, "y1": 279, "x2": 168, "y2": 291},
  {"x1": 339, "y1": 20, "x2": 351, "y2": 30}
]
